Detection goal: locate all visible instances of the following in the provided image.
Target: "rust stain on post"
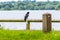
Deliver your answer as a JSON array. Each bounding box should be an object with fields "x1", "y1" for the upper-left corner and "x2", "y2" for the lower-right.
[{"x1": 43, "y1": 13, "x2": 51, "y2": 33}]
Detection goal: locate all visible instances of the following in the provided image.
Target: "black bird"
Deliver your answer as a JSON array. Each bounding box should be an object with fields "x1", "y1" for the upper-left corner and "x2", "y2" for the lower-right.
[{"x1": 24, "y1": 12, "x2": 29, "y2": 21}]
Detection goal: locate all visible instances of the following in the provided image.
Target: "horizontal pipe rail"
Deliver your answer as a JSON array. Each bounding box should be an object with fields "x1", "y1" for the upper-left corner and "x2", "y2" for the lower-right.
[
  {"x1": 28, "y1": 20, "x2": 42, "y2": 22},
  {"x1": 52, "y1": 20, "x2": 60, "y2": 22},
  {"x1": 0, "y1": 20, "x2": 60, "y2": 22},
  {"x1": 28, "y1": 20, "x2": 60, "y2": 22},
  {"x1": 0, "y1": 20, "x2": 25, "y2": 22}
]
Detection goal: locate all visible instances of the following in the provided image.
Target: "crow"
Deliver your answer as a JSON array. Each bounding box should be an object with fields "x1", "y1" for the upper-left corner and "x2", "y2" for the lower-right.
[{"x1": 24, "y1": 12, "x2": 29, "y2": 21}]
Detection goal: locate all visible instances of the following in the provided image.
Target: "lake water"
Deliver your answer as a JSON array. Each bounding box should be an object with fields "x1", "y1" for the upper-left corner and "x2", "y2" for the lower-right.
[{"x1": 0, "y1": 10, "x2": 60, "y2": 30}]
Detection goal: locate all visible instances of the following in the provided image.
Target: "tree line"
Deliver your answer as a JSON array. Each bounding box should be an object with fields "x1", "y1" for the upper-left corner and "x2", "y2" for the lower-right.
[{"x1": 0, "y1": 1, "x2": 60, "y2": 10}]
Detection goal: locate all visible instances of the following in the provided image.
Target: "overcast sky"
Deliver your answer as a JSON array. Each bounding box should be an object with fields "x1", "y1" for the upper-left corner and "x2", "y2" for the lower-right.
[{"x1": 0, "y1": 0, "x2": 60, "y2": 2}]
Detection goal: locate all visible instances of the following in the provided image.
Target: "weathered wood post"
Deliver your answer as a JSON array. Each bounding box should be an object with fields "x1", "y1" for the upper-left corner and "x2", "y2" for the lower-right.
[
  {"x1": 26, "y1": 21, "x2": 30, "y2": 30},
  {"x1": 43, "y1": 13, "x2": 51, "y2": 32}
]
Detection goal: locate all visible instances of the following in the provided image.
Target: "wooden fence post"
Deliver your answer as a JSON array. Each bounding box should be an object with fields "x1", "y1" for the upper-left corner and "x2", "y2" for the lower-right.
[
  {"x1": 26, "y1": 21, "x2": 30, "y2": 30},
  {"x1": 43, "y1": 13, "x2": 51, "y2": 33}
]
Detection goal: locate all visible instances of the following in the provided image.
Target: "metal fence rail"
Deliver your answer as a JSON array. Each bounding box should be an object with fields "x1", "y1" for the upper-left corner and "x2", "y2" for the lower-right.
[
  {"x1": 0, "y1": 20, "x2": 60, "y2": 22},
  {"x1": 0, "y1": 20, "x2": 25, "y2": 22}
]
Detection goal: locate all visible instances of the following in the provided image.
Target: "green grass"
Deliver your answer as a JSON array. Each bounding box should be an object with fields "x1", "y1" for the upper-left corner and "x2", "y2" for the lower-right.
[{"x1": 0, "y1": 30, "x2": 60, "y2": 40}]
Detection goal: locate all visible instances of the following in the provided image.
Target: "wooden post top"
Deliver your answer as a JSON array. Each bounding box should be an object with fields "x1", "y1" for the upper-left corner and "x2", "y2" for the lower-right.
[{"x1": 43, "y1": 13, "x2": 51, "y2": 16}]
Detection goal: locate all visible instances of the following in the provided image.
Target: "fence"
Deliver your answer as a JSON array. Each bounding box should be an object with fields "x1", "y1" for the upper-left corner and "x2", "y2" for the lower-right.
[{"x1": 0, "y1": 13, "x2": 60, "y2": 33}]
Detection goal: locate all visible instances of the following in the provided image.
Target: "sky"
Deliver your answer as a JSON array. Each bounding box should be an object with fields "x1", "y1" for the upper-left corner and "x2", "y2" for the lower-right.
[{"x1": 0, "y1": 0, "x2": 60, "y2": 2}]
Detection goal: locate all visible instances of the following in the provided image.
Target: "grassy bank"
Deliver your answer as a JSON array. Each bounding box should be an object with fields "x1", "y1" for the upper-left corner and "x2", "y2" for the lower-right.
[{"x1": 0, "y1": 30, "x2": 60, "y2": 40}]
